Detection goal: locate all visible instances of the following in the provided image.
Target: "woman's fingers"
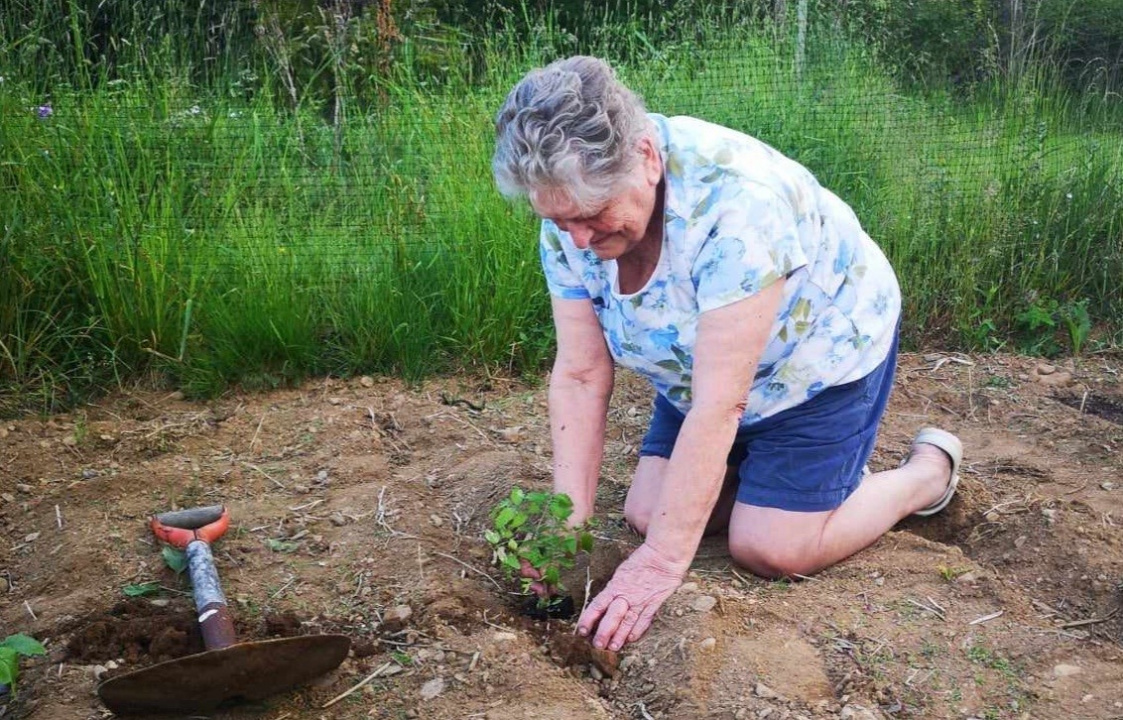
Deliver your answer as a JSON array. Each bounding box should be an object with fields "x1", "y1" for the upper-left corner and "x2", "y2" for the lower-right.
[
  {"x1": 627, "y1": 602, "x2": 661, "y2": 644},
  {"x1": 591, "y1": 595, "x2": 631, "y2": 650},
  {"x1": 576, "y1": 586, "x2": 612, "y2": 637}
]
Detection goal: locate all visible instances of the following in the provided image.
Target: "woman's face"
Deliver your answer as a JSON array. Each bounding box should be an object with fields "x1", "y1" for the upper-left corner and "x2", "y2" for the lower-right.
[{"x1": 531, "y1": 136, "x2": 663, "y2": 261}]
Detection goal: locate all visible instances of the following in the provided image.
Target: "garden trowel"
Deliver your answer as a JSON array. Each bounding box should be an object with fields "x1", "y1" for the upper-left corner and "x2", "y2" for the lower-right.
[{"x1": 97, "y1": 505, "x2": 351, "y2": 714}]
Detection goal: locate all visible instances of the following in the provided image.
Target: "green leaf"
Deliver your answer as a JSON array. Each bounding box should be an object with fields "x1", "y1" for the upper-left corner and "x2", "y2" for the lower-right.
[
  {"x1": 509, "y1": 512, "x2": 527, "y2": 530},
  {"x1": 501, "y1": 554, "x2": 520, "y2": 571},
  {"x1": 266, "y1": 538, "x2": 298, "y2": 553},
  {"x1": 0, "y1": 647, "x2": 18, "y2": 686},
  {"x1": 578, "y1": 532, "x2": 595, "y2": 554},
  {"x1": 509, "y1": 487, "x2": 525, "y2": 506},
  {"x1": 543, "y1": 567, "x2": 560, "y2": 586},
  {"x1": 494, "y1": 507, "x2": 516, "y2": 530},
  {"x1": 1, "y1": 634, "x2": 46, "y2": 657},
  {"x1": 122, "y1": 582, "x2": 162, "y2": 598},
  {"x1": 483, "y1": 529, "x2": 501, "y2": 546},
  {"x1": 162, "y1": 546, "x2": 188, "y2": 574},
  {"x1": 564, "y1": 536, "x2": 577, "y2": 555}
]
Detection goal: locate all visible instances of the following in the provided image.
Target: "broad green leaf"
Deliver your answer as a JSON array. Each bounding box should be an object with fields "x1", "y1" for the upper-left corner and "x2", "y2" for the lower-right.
[
  {"x1": 509, "y1": 487, "x2": 525, "y2": 505},
  {"x1": 1, "y1": 634, "x2": 45, "y2": 657},
  {"x1": 0, "y1": 647, "x2": 18, "y2": 685},
  {"x1": 564, "y1": 536, "x2": 577, "y2": 555},
  {"x1": 578, "y1": 532, "x2": 595, "y2": 554},
  {"x1": 495, "y1": 507, "x2": 516, "y2": 530},
  {"x1": 122, "y1": 582, "x2": 161, "y2": 598},
  {"x1": 162, "y1": 546, "x2": 187, "y2": 574},
  {"x1": 502, "y1": 554, "x2": 520, "y2": 571},
  {"x1": 509, "y1": 512, "x2": 527, "y2": 529},
  {"x1": 543, "y1": 567, "x2": 560, "y2": 586},
  {"x1": 484, "y1": 529, "x2": 500, "y2": 545}
]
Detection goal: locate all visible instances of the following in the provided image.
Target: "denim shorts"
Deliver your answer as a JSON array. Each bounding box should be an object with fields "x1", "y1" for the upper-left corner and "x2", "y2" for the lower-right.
[{"x1": 638, "y1": 332, "x2": 898, "y2": 513}]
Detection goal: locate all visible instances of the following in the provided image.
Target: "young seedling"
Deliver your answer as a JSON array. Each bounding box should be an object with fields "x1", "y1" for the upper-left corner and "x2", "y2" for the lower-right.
[
  {"x1": 484, "y1": 487, "x2": 594, "y2": 619},
  {"x1": 0, "y1": 633, "x2": 47, "y2": 697}
]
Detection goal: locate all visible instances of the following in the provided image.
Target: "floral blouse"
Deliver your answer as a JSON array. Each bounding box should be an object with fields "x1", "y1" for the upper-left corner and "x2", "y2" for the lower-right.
[{"x1": 540, "y1": 114, "x2": 901, "y2": 424}]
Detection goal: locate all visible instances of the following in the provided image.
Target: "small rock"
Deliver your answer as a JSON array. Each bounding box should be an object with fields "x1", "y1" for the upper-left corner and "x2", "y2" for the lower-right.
[
  {"x1": 382, "y1": 605, "x2": 413, "y2": 631},
  {"x1": 0, "y1": 577, "x2": 8, "y2": 593},
  {"x1": 984, "y1": 510, "x2": 1000, "y2": 523},
  {"x1": 1014, "y1": 535, "x2": 1027, "y2": 549},
  {"x1": 755, "y1": 682, "x2": 778, "y2": 699},
  {"x1": 330, "y1": 513, "x2": 347, "y2": 527},
  {"x1": 874, "y1": 576, "x2": 885, "y2": 586},
  {"x1": 956, "y1": 571, "x2": 978, "y2": 584},
  {"x1": 170, "y1": 390, "x2": 185, "y2": 401},
  {"x1": 0, "y1": 427, "x2": 7, "y2": 438},
  {"x1": 429, "y1": 514, "x2": 443, "y2": 527},
  {"x1": 93, "y1": 665, "x2": 109, "y2": 680},
  {"x1": 589, "y1": 663, "x2": 604, "y2": 681},
  {"x1": 1101, "y1": 482, "x2": 1116, "y2": 491},
  {"x1": 24, "y1": 532, "x2": 40, "y2": 543},
  {"x1": 360, "y1": 376, "x2": 374, "y2": 388},
  {"x1": 1041, "y1": 507, "x2": 1057, "y2": 523},
  {"x1": 1038, "y1": 371, "x2": 1073, "y2": 387},
  {"x1": 757, "y1": 710, "x2": 774, "y2": 719},
  {"x1": 492, "y1": 631, "x2": 517, "y2": 643},
  {"x1": 839, "y1": 706, "x2": 880, "y2": 720},
  {"x1": 105, "y1": 660, "x2": 118, "y2": 670},
  {"x1": 497, "y1": 426, "x2": 525, "y2": 442},
  {"x1": 82, "y1": 469, "x2": 98, "y2": 479},
  {"x1": 1, "y1": 492, "x2": 14, "y2": 504},
  {"x1": 1082, "y1": 694, "x2": 1094, "y2": 703},
  {"x1": 691, "y1": 595, "x2": 717, "y2": 613},
  {"x1": 1036, "y1": 363, "x2": 1056, "y2": 376},
  {"x1": 1053, "y1": 663, "x2": 1082, "y2": 678},
  {"x1": 734, "y1": 709, "x2": 747, "y2": 720},
  {"x1": 328, "y1": 397, "x2": 342, "y2": 405},
  {"x1": 419, "y1": 676, "x2": 445, "y2": 700},
  {"x1": 677, "y1": 582, "x2": 699, "y2": 594},
  {"x1": 16, "y1": 483, "x2": 32, "y2": 494},
  {"x1": 294, "y1": 484, "x2": 310, "y2": 494},
  {"x1": 62, "y1": 435, "x2": 77, "y2": 447},
  {"x1": 618, "y1": 655, "x2": 636, "y2": 672},
  {"x1": 148, "y1": 598, "x2": 170, "y2": 608},
  {"x1": 699, "y1": 637, "x2": 717, "y2": 651},
  {"x1": 316, "y1": 470, "x2": 329, "y2": 483}
]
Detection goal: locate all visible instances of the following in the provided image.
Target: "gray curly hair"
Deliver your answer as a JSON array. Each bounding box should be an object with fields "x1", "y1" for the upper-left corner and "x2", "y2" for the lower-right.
[{"x1": 492, "y1": 56, "x2": 654, "y2": 213}]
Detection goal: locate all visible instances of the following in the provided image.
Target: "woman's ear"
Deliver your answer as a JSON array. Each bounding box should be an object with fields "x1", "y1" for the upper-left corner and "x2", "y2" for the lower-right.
[{"x1": 638, "y1": 135, "x2": 663, "y2": 187}]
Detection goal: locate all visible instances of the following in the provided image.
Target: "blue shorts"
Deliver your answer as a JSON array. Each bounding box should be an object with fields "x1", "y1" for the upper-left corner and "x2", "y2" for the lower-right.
[{"x1": 638, "y1": 333, "x2": 898, "y2": 513}]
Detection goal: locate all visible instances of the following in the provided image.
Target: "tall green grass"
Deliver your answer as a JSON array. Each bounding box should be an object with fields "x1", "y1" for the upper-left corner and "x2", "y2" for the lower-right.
[{"x1": 1, "y1": 8, "x2": 1121, "y2": 415}]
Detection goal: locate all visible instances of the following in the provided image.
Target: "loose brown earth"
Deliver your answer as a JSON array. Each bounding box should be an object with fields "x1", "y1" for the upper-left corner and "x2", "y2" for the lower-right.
[{"x1": 2, "y1": 352, "x2": 1122, "y2": 720}]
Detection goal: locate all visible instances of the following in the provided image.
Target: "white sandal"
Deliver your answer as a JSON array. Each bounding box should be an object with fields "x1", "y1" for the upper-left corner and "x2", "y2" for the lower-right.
[{"x1": 907, "y1": 428, "x2": 963, "y2": 517}]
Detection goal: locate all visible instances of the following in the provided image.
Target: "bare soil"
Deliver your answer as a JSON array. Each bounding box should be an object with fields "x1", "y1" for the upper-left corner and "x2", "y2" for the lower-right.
[{"x1": 2, "y1": 352, "x2": 1121, "y2": 720}]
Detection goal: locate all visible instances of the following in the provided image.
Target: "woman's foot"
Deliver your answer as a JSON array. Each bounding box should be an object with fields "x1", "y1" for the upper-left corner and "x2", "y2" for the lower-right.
[{"x1": 903, "y1": 428, "x2": 962, "y2": 516}]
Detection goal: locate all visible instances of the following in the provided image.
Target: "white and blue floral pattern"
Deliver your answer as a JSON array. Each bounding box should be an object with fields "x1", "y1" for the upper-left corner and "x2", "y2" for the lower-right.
[{"x1": 540, "y1": 114, "x2": 901, "y2": 424}]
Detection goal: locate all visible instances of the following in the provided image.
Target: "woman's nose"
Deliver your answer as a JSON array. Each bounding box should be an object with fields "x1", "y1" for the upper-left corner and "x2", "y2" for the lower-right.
[{"x1": 568, "y1": 224, "x2": 594, "y2": 248}]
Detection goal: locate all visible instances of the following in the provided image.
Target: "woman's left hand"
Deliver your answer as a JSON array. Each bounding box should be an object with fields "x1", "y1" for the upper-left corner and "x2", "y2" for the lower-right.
[{"x1": 577, "y1": 542, "x2": 689, "y2": 651}]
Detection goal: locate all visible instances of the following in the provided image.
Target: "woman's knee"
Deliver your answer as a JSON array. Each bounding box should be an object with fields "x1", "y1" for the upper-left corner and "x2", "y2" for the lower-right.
[
  {"x1": 728, "y1": 532, "x2": 815, "y2": 580},
  {"x1": 623, "y1": 497, "x2": 652, "y2": 536}
]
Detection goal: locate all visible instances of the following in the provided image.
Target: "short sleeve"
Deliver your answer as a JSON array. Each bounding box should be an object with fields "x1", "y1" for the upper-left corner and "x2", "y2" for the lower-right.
[
  {"x1": 691, "y1": 184, "x2": 808, "y2": 313},
  {"x1": 538, "y1": 221, "x2": 591, "y2": 300}
]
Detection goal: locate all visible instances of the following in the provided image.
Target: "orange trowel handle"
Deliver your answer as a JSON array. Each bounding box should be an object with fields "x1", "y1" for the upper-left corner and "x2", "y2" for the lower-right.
[{"x1": 150, "y1": 505, "x2": 230, "y2": 549}]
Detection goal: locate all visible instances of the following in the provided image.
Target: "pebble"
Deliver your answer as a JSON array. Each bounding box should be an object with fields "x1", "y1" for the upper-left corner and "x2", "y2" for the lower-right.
[
  {"x1": 16, "y1": 483, "x2": 32, "y2": 494},
  {"x1": 93, "y1": 665, "x2": 108, "y2": 680},
  {"x1": 1102, "y1": 482, "x2": 1116, "y2": 491},
  {"x1": 330, "y1": 513, "x2": 347, "y2": 526},
  {"x1": 492, "y1": 631, "x2": 517, "y2": 643},
  {"x1": 757, "y1": 710, "x2": 774, "y2": 719},
  {"x1": 754, "y1": 682, "x2": 779, "y2": 699},
  {"x1": 677, "y1": 582, "x2": 699, "y2": 594},
  {"x1": 839, "y1": 707, "x2": 880, "y2": 720},
  {"x1": 1082, "y1": 694, "x2": 1094, "y2": 703},
  {"x1": 1036, "y1": 363, "x2": 1056, "y2": 375},
  {"x1": 0, "y1": 577, "x2": 8, "y2": 593},
  {"x1": 24, "y1": 532, "x2": 40, "y2": 543},
  {"x1": 419, "y1": 677, "x2": 445, "y2": 700},
  {"x1": 316, "y1": 470, "x2": 329, "y2": 482},
  {"x1": 1053, "y1": 663, "x2": 1082, "y2": 678},
  {"x1": 699, "y1": 637, "x2": 717, "y2": 651},
  {"x1": 589, "y1": 663, "x2": 604, "y2": 681},
  {"x1": 82, "y1": 469, "x2": 98, "y2": 479},
  {"x1": 105, "y1": 661, "x2": 118, "y2": 670},
  {"x1": 1, "y1": 492, "x2": 14, "y2": 504},
  {"x1": 429, "y1": 514, "x2": 443, "y2": 527},
  {"x1": 618, "y1": 655, "x2": 636, "y2": 672},
  {"x1": 148, "y1": 598, "x2": 170, "y2": 608},
  {"x1": 691, "y1": 595, "x2": 717, "y2": 613},
  {"x1": 360, "y1": 376, "x2": 374, "y2": 387},
  {"x1": 382, "y1": 604, "x2": 413, "y2": 631},
  {"x1": 1041, "y1": 508, "x2": 1057, "y2": 523},
  {"x1": 1014, "y1": 535, "x2": 1027, "y2": 549}
]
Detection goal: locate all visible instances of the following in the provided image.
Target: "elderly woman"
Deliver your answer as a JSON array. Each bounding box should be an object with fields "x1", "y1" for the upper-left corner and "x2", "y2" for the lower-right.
[{"x1": 491, "y1": 56, "x2": 963, "y2": 653}]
